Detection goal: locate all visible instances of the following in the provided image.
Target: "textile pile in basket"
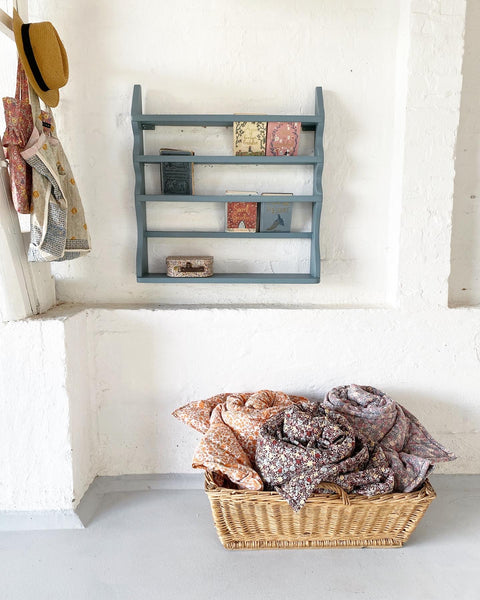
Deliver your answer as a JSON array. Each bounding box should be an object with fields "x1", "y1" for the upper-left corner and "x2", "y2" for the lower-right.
[
  {"x1": 173, "y1": 390, "x2": 310, "y2": 490},
  {"x1": 173, "y1": 385, "x2": 456, "y2": 511},
  {"x1": 322, "y1": 385, "x2": 456, "y2": 493},
  {"x1": 255, "y1": 402, "x2": 394, "y2": 511}
]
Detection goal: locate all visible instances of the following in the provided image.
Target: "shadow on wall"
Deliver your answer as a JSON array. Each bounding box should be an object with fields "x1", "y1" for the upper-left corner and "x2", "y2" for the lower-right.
[
  {"x1": 321, "y1": 90, "x2": 357, "y2": 267},
  {"x1": 387, "y1": 386, "x2": 475, "y2": 434},
  {"x1": 449, "y1": 0, "x2": 480, "y2": 307}
]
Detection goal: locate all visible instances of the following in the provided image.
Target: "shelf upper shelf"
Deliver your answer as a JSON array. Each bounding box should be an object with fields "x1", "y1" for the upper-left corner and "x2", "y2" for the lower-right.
[
  {"x1": 146, "y1": 231, "x2": 312, "y2": 239},
  {"x1": 132, "y1": 114, "x2": 320, "y2": 131},
  {"x1": 137, "y1": 273, "x2": 320, "y2": 284},
  {"x1": 134, "y1": 155, "x2": 322, "y2": 165}
]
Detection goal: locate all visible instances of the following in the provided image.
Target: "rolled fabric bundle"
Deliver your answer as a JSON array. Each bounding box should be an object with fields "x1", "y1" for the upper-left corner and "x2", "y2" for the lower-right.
[
  {"x1": 192, "y1": 403, "x2": 263, "y2": 491},
  {"x1": 172, "y1": 393, "x2": 229, "y2": 434},
  {"x1": 173, "y1": 390, "x2": 310, "y2": 489},
  {"x1": 323, "y1": 385, "x2": 456, "y2": 492},
  {"x1": 256, "y1": 403, "x2": 394, "y2": 511}
]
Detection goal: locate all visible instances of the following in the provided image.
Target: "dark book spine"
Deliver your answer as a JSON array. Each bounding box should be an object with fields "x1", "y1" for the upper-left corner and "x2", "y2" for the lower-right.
[{"x1": 160, "y1": 150, "x2": 194, "y2": 195}]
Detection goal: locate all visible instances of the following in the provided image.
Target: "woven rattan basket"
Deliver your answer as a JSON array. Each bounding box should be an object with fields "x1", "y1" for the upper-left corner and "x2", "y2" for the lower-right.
[{"x1": 205, "y1": 472, "x2": 436, "y2": 549}]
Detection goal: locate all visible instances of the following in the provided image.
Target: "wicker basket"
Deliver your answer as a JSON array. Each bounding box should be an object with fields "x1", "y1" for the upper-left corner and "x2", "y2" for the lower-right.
[{"x1": 205, "y1": 472, "x2": 436, "y2": 549}]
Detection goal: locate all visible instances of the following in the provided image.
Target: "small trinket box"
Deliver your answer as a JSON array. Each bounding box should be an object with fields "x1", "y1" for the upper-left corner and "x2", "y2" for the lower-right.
[{"x1": 166, "y1": 256, "x2": 214, "y2": 277}]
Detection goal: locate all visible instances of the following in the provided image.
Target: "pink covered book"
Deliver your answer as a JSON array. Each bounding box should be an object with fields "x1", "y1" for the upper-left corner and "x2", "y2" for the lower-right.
[{"x1": 266, "y1": 122, "x2": 301, "y2": 156}]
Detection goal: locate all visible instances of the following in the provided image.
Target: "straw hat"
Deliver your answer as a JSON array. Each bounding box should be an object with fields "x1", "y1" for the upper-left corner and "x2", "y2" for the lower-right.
[{"x1": 13, "y1": 9, "x2": 68, "y2": 108}]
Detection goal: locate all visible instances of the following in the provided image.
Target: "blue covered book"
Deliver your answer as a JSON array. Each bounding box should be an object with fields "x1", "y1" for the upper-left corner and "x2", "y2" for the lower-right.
[{"x1": 259, "y1": 194, "x2": 293, "y2": 232}]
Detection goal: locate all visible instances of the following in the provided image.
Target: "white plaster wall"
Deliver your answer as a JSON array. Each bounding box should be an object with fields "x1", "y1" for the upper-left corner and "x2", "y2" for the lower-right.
[
  {"x1": 64, "y1": 310, "x2": 98, "y2": 506},
  {"x1": 449, "y1": 0, "x2": 480, "y2": 307},
  {"x1": 26, "y1": 0, "x2": 402, "y2": 307},
  {"x1": 0, "y1": 317, "x2": 74, "y2": 510},
  {"x1": 2, "y1": 0, "x2": 478, "y2": 514},
  {"x1": 91, "y1": 306, "x2": 480, "y2": 477}
]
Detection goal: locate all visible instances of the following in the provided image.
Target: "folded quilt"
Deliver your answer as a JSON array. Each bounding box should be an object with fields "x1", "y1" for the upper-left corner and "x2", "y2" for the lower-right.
[
  {"x1": 173, "y1": 390, "x2": 310, "y2": 490},
  {"x1": 322, "y1": 385, "x2": 456, "y2": 492},
  {"x1": 256, "y1": 403, "x2": 394, "y2": 511}
]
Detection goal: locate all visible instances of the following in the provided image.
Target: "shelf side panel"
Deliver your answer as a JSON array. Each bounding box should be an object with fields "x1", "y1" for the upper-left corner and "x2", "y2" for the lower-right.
[
  {"x1": 132, "y1": 85, "x2": 148, "y2": 278},
  {"x1": 311, "y1": 87, "x2": 325, "y2": 281}
]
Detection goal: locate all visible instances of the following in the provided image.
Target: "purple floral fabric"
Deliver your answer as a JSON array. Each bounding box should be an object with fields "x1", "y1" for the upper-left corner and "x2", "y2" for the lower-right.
[
  {"x1": 322, "y1": 385, "x2": 456, "y2": 492},
  {"x1": 256, "y1": 403, "x2": 394, "y2": 511}
]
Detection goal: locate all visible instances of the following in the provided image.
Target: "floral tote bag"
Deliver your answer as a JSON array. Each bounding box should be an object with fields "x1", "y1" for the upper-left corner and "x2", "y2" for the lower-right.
[{"x1": 2, "y1": 58, "x2": 34, "y2": 214}]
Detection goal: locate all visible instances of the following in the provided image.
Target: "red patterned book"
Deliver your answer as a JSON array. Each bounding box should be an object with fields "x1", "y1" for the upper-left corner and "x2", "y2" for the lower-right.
[
  {"x1": 266, "y1": 122, "x2": 301, "y2": 156},
  {"x1": 225, "y1": 191, "x2": 259, "y2": 232}
]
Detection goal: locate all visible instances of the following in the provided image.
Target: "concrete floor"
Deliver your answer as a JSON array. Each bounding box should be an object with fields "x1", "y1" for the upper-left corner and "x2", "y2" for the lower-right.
[{"x1": 0, "y1": 475, "x2": 478, "y2": 600}]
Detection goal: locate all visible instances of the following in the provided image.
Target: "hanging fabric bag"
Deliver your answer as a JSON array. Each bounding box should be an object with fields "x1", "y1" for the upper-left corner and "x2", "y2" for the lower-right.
[
  {"x1": 21, "y1": 91, "x2": 90, "y2": 262},
  {"x1": 2, "y1": 57, "x2": 34, "y2": 214}
]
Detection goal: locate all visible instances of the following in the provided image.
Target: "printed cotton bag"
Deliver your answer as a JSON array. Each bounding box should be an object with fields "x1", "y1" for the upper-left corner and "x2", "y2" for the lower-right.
[
  {"x1": 21, "y1": 93, "x2": 90, "y2": 261},
  {"x1": 2, "y1": 58, "x2": 34, "y2": 213}
]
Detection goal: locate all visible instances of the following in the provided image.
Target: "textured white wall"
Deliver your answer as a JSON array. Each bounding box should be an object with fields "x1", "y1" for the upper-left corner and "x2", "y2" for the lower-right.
[
  {"x1": 0, "y1": 318, "x2": 75, "y2": 510},
  {"x1": 27, "y1": 0, "x2": 401, "y2": 307},
  {"x1": 2, "y1": 0, "x2": 478, "y2": 512},
  {"x1": 449, "y1": 0, "x2": 480, "y2": 306},
  {"x1": 90, "y1": 306, "x2": 479, "y2": 476}
]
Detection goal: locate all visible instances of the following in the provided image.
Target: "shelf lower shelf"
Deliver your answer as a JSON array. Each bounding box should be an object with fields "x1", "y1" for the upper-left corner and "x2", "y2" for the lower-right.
[
  {"x1": 138, "y1": 273, "x2": 319, "y2": 284},
  {"x1": 135, "y1": 155, "x2": 322, "y2": 165},
  {"x1": 136, "y1": 194, "x2": 320, "y2": 203},
  {"x1": 146, "y1": 231, "x2": 312, "y2": 239}
]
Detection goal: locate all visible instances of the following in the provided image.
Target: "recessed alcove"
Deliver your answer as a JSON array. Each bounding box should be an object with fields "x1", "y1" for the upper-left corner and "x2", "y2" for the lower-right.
[{"x1": 449, "y1": 0, "x2": 480, "y2": 308}]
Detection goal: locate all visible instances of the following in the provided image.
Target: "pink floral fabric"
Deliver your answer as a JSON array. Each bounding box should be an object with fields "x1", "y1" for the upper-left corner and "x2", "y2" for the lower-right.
[
  {"x1": 173, "y1": 390, "x2": 310, "y2": 490},
  {"x1": 256, "y1": 403, "x2": 394, "y2": 511},
  {"x1": 322, "y1": 385, "x2": 456, "y2": 492},
  {"x1": 2, "y1": 58, "x2": 33, "y2": 214}
]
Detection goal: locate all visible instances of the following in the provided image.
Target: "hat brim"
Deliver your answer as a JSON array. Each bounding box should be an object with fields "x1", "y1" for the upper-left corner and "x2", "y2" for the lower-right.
[{"x1": 13, "y1": 9, "x2": 60, "y2": 108}]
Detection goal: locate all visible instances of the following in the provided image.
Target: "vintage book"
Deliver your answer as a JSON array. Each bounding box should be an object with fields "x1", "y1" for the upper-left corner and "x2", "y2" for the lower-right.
[
  {"x1": 159, "y1": 148, "x2": 194, "y2": 194},
  {"x1": 225, "y1": 191, "x2": 259, "y2": 232},
  {"x1": 233, "y1": 121, "x2": 267, "y2": 156},
  {"x1": 260, "y1": 193, "x2": 293, "y2": 232},
  {"x1": 266, "y1": 122, "x2": 301, "y2": 156}
]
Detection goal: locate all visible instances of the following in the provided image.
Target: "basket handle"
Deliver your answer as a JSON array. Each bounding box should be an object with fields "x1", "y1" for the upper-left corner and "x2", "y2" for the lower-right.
[
  {"x1": 205, "y1": 472, "x2": 351, "y2": 506},
  {"x1": 316, "y1": 481, "x2": 351, "y2": 506},
  {"x1": 205, "y1": 471, "x2": 216, "y2": 490}
]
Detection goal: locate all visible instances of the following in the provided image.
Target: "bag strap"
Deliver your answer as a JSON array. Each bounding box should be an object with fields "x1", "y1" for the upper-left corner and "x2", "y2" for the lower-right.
[
  {"x1": 29, "y1": 84, "x2": 41, "y2": 132},
  {"x1": 15, "y1": 57, "x2": 30, "y2": 102},
  {"x1": 28, "y1": 87, "x2": 56, "y2": 135}
]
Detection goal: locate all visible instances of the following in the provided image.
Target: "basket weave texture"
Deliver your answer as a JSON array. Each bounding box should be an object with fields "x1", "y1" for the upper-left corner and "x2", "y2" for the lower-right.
[{"x1": 205, "y1": 472, "x2": 436, "y2": 549}]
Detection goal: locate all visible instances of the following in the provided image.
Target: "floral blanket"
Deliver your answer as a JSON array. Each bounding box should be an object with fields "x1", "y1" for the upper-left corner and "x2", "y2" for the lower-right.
[
  {"x1": 173, "y1": 390, "x2": 309, "y2": 490},
  {"x1": 322, "y1": 385, "x2": 456, "y2": 492},
  {"x1": 256, "y1": 403, "x2": 394, "y2": 511}
]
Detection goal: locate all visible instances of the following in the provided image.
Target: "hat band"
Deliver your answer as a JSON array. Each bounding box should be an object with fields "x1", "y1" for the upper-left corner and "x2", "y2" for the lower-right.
[{"x1": 21, "y1": 24, "x2": 50, "y2": 93}]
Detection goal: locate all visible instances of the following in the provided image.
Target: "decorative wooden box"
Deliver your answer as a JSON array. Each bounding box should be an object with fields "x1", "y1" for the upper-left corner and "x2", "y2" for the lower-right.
[{"x1": 166, "y1": 256, "x2": 213, "y2": 278}]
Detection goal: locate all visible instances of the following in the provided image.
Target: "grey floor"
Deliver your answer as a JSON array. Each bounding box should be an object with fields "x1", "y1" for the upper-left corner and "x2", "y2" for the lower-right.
[{"x1": 0, "y1": 475, "x2": 478, "y2": 600}]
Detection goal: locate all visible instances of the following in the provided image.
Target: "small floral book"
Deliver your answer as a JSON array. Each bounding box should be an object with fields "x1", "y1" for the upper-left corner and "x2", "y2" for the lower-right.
[
  {"x1": 265, "y1": 122, "x2": 301, "y2": 156},
  {"x1": 233, "y1": 122, "x2": 267, "y2": 156}
]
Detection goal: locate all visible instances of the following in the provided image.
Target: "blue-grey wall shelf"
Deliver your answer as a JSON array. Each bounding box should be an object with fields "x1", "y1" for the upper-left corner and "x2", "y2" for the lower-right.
[{"x1": 131, "y1": 85, "x2": 324, "y2": 284}]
